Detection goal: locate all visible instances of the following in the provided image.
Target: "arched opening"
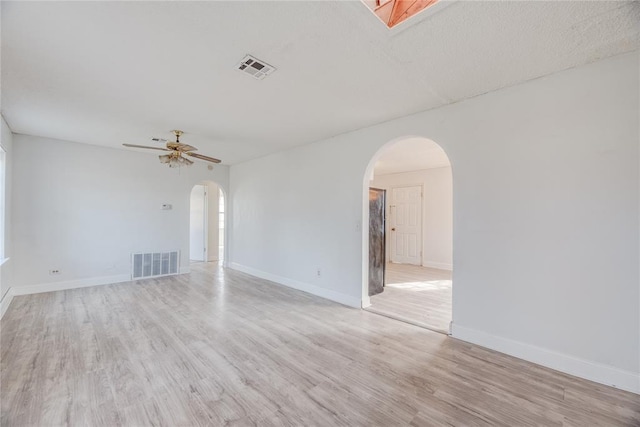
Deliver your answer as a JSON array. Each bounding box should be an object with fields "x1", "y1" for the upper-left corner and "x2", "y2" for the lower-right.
[
  {"x1": 362, "y1": 136, "x2": 453, "y2": 334},
  {"x1": 189, "y1": 181, "x2": 226, "y2": 266}
]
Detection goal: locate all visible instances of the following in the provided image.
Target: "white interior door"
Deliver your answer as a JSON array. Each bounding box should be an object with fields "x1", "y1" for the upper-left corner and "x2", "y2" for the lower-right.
[
  {"x1": 390, "y1": 185, "x2": 422, "y2": 265},
  {"x1": 189, "y1": 185, "x2": 207, "y2": 262}
]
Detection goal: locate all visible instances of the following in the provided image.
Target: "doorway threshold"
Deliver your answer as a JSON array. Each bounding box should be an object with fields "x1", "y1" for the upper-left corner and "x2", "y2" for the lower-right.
[{"x1": 364, "y1": 306, "x2": 449, "y2": 335}]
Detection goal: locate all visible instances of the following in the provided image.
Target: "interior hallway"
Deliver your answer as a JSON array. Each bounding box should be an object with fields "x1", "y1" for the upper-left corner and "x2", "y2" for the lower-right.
[{"x1": 368, "y1": 263, "x2": 452, "y2": 333}]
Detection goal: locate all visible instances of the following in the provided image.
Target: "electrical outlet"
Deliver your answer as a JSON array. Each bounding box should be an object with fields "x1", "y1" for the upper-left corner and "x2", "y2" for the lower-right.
[
  {"x1": 316, "y1": 268, "x2": 321, "y2": 278},
  {"x1": 49, "y1": 269, "x2": 61, "y2": 275}
]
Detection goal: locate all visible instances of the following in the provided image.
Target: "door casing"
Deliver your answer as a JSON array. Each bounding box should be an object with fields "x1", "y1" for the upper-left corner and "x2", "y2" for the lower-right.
[{"x1": 189, "y1": 184, "x2": 208, "y2": 262}]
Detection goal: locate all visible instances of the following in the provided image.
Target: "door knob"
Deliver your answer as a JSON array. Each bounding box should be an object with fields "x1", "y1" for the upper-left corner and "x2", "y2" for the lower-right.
[{"x1": 391, "y1": 228, "x2": 396, "y2": 231}]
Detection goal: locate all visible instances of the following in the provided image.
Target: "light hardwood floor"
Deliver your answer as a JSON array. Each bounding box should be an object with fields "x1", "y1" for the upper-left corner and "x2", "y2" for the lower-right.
[
  {"x1": 2, "y1": 263, "x2": 638, "y2": 426},
  {"x1": 368, "y1": 263, "x2": 452, "y2": 333}
]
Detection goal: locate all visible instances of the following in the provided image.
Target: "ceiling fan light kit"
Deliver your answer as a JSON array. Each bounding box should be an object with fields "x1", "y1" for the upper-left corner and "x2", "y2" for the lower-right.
[
  {"x1": 122, "y1": 130, "x2": 221, "y2": 168},
  {"x1": 159, "y1": 153, "x2": 194, "y2": 168}
]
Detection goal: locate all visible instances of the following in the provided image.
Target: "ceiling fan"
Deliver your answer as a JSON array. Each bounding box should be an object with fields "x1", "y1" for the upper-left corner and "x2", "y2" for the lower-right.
[{"x1": 123, "y1": 130, "x2": 221, "y2": 168}]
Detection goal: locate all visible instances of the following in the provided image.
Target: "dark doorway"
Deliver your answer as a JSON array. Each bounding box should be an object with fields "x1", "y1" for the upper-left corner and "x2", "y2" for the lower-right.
[{"x1": 368, "y1": 187, "x2": 386, "y2": 296}]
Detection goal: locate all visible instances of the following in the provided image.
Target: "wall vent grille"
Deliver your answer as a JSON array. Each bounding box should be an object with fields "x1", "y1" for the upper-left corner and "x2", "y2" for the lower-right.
[
  {"x1": 235, "y1": 55, "x2": 276, "y2": 80},
  {"x1": 132, "y1": 251, "x2": 179, "y2": 279}
]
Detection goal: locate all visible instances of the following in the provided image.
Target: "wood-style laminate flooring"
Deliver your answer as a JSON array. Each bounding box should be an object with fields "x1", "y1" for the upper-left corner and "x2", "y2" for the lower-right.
[
  {"x1": 2, "y1": 262, "x2": 638, "y2": 426},
  {"x1": 368, "y1": 263, "x2": 452, "y2": 333}
]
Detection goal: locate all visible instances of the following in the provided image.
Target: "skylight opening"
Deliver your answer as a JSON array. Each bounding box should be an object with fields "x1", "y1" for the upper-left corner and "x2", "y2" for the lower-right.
[{"x1": 364, "y1": 0, "x2": 439, "y2": 29}]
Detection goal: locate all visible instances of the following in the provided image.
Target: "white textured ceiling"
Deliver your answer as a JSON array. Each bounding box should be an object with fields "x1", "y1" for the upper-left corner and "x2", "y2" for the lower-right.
[
  {"x1": 374, "y1": 138, "x2": 450, "y2": 176},
  {"x1": 2, "y1": 1, "x2": 638, "y2": 164}
]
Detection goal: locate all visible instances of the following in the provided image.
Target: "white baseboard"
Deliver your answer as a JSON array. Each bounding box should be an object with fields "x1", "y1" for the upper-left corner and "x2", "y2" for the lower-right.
[
  {"x1": 11, "y1": 274, "x2": 133, "y2": 296},
  {"x1": 361, "y1": 295, "x2": 371, "y2": 308},
  {"x1": 422, "y1": 261, "x2": 453, "y2": 271},
  {"x1": 11, "y1": 269, "x2": 192, "y2": 297},
  {"x1": 0, "y1": 288, "x2": 14, "y2": 319},
  {"x1": 451, "y1": 323, "x2": 640, "y2": 395},
  {"x1": 229, "y1": 262, "x2": 361, "y2": 308}
]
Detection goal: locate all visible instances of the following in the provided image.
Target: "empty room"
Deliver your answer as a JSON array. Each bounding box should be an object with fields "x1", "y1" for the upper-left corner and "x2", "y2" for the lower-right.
[{"x1": 1, "y1": 1, "x2": 639, "y2": 426}]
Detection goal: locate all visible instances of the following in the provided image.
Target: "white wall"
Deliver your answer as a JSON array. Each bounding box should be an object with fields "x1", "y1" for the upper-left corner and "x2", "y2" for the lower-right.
[
  {"x1": 371, "y1": 166, "x2": 452, "y2": 270},
  {"x1": 230, "y1": 51, "x2": 639, "y2": 392},
  {"x1": 12, "y1": 135, "x2": 229, "y2": 292},
  {"x1": 0, "y1": 116, "x2": 14, "y2": 302}
]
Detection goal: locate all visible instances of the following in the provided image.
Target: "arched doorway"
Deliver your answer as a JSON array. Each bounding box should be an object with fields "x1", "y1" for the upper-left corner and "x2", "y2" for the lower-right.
[
  {"x1": 362, "y1": 137, "x2": 453, "y2": 334},
  {"x1": 189, "y1": 181, "x2": 225, "y2": 264}
]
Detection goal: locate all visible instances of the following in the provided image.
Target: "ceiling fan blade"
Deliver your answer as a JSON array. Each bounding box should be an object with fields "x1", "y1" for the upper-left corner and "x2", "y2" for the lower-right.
[
  {"x1": 186, "y1": 152, "x2": 222, "y2": 163},
  {"x1": 123, "y1": 143, "x2": 170, "y2": 151}
]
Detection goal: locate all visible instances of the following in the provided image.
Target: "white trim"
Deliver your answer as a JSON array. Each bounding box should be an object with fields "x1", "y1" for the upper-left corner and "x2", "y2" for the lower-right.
[
  {"x1": 362, "y1": 0, "x2": 455, "y2": 34},
  {"x1": 451, "y1": 323, "x2": 640, "y2": 395},
  {"x1": 0, "y1": 287, "x2": 14, "y2": 319},
  {"x1": 423, "y1": 261, "x2": 453, "y2": 271},
  {"x1": 11, "y1": 274, "x2": 132, "y2": 296},
  {"x1": 361, "y1": 295, "x2": 371, "y2": 308},
  {"x1": 10, "y1": 267, "x2": 192, "y2": 297},
  {"x1": 385, "y1": 0, "x2": 455, "y2": 34},
  {"x1": 229, "y1": 262, "x2": 361, "y2": 308}
]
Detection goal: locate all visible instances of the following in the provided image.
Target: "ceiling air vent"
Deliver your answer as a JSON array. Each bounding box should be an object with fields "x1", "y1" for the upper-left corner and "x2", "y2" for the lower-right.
[{"x1": 236, "y1": 55, "x2": 276, "y2": 80}]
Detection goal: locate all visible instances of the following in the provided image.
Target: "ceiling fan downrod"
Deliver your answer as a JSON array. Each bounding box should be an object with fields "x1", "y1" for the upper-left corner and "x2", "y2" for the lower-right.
[{"x1": 173, "y1": 130, "x2": 183, "y2": 143}]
